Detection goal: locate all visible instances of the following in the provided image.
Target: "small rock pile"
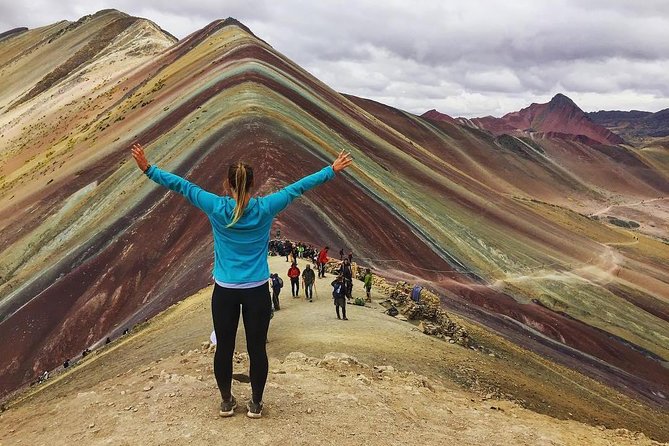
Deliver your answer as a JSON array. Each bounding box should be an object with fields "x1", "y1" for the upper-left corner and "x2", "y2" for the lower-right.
[
  {"x1": 384, "y1": 280, "x2": 472, "y2": 347},
  {"x1": 283, "y1": 351, "x2": 439, "y2": 392},
  {"x1": 323, "y1": 260, "x2": 473, "y2": 347},
  {"x1": 324, "y1": 259, "x2": 359, "y2": 277}
]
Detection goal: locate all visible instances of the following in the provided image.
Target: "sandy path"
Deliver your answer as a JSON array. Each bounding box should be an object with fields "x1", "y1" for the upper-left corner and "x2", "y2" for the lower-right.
[
  {"x1": 496, "y1": 230, "x2": 638, "y2": 288},
  {"x1": 590, "y1": 197, "x2": 667, "y2": 217}
]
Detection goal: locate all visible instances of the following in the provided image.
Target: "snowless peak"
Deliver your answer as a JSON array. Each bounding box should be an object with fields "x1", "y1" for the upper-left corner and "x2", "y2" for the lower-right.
[{"x1": 548, "y1": 93, "x2": 579, "y2": 110}]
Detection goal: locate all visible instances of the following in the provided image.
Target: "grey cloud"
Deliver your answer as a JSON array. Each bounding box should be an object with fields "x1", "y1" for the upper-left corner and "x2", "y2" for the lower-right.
[
  {"x1": 1, "y1": 0, "x2": 669, "y2": 116},
  {"x1": 0, "y1": 1, "x2": 72, "y2": 31}
]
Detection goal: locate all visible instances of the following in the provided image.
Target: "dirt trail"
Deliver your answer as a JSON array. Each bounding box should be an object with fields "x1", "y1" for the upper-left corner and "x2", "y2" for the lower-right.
[
  {"x1": 496, "y1": 232, "x2": 638, "y2": 287},
  {"x1": 589, "y1": 197, "x2": 669, "y2": 239},
  {"x1": 590, "y1": 197, "x2": 667, "y2": 217},
  {"x1": 1, "y1": 256, "x2": 667, "y2": 445}
]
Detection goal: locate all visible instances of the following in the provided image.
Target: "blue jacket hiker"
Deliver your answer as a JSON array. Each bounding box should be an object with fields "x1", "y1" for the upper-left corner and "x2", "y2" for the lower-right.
[
  {"x1": 270, "y1": 273, "x2": 283, "y2": 311},
  {"x1": 131, "y1": 143, "x2": 353, "y2": 419},
  {"x1": 331, "y1": 275, "x2": 348, "y2": 320}
]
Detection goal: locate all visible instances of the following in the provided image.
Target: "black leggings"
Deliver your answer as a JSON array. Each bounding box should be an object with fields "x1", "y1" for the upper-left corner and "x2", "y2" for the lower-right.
[{"x1": 211, "y1": 283, "x2": 272, "y2": 404}]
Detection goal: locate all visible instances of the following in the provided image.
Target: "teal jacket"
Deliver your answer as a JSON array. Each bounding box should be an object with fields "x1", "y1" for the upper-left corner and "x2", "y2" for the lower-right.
[{"x1": 145, "y1": 164, "x2": 335, "y2": 283}]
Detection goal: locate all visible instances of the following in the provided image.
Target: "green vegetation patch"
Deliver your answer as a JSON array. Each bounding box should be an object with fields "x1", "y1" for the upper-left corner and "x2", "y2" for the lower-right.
[
  {"x1": 606, "y1": 216, "x2": 640, "y2": 229},
  {"x1": 495, "y1": 134, "x2": 544, "y2": 160}
]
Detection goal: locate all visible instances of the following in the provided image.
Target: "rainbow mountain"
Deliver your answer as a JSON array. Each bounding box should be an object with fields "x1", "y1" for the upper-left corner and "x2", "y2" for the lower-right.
[{"x1": 1, "y1": 9, "x2": 668, "y2": 425}]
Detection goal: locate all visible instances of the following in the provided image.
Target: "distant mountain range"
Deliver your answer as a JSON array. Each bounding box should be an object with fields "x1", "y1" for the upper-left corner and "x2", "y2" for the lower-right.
[
  {"x1": 424, "y1": 94, "x2": 669, "y2": 147},
  {"x1": 588, "y1": 108, "x2": 669, "y2": 143}
]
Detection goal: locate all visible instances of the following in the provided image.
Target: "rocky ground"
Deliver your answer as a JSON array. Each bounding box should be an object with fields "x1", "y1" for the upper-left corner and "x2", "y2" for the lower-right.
[{"x1": 1, "y1": 256, "x2": 666, "y2": 445}]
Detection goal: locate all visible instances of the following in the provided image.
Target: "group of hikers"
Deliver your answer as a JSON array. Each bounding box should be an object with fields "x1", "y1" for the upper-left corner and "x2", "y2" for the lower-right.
[
  {"x1": 267, "y1": 241, "x2": 374, "y2": 322},
  {"x1": 268, "y1": 239, "x2": 318, "y2": 264}
]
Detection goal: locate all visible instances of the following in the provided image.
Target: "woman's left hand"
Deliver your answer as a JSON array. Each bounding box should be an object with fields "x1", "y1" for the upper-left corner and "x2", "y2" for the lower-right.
[
  {"x1": 332, "y1": 150, "x2": 353, "y2": 173},
  {"x1": 131, "y1": 143, "x2": 150, "y2": 172}
]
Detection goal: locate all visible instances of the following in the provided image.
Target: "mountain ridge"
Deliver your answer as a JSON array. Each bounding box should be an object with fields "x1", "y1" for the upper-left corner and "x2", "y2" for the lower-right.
[
  {"x1": 0, "y1": 27, "x2": 28, "y2": 42},
  {"x1": 424, "y1": 93, "x2": 626, "y2": 146},
  {"x1": 589, "y1": 108, "x2": 669, "y2": 144},
  {"x1": 2, "y1": 261, "x2": 667, "y2": 444}
]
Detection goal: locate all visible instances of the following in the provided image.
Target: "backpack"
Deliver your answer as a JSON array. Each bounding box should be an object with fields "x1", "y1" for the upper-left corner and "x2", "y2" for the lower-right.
[
  {"x1": 332, "y1": 281, "x2": 345, "y2": 298},
  {"x1": 411, "y1": 285, "x2": 422, "y2": 302},
  {"x1": 277, "y1": 277, "x2": 284, "y2": 288}
]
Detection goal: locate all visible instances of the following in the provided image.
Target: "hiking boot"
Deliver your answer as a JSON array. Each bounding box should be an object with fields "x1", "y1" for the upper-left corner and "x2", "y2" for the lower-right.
[
  {"x1": 343, "y1": 317, "x2": 349, "y2": 320},
  {"x1": 219, "y1": 396, "x2": 237, "y2": 417},
  {"x1": 247, "y1": 400, "x2": 263, "y2": 418}
]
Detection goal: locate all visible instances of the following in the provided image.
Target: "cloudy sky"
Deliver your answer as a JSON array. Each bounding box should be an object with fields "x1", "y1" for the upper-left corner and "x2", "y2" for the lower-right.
[{"x1": 2, "y1": 0, "x2": 669, "y2": 117}]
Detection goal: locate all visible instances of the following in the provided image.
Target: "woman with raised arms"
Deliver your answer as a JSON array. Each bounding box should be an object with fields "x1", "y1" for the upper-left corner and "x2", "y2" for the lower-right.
[{"x1": 131, "y1": 143, "x2": 352, "y2": 418}]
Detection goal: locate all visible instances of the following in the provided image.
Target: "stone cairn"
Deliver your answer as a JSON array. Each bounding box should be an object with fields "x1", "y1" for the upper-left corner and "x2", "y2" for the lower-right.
[
  {"x1": 385, "y1": 280, "x2": 472, "y2": 347},
  {"x1": 324, "y1": 259, "x2": 472, "y2": 348}
]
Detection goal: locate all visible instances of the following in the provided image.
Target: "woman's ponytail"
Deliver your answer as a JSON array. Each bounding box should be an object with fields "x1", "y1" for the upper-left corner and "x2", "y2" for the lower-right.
[{"x1": 227, "y1": 163, "x2": 253, "y2": 227}]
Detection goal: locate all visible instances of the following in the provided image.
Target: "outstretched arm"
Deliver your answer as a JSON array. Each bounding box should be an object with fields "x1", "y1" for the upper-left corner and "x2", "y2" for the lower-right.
[
  {"x1": 131, "y1": 143, "x2": 219, "y2": 215},
  {"x1": 265, "y1": 150, "x2": 353, "y2": 215}
]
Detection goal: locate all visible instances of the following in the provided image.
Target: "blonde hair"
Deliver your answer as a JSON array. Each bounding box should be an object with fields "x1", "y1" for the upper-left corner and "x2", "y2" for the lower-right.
[{"x1": 227, "y1": 162, "x2": 253, "y2": 227}]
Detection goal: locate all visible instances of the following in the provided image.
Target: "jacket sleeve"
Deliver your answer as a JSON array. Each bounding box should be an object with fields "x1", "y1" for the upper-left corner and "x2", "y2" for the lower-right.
[
  {"x1": 145, "y1": 165, "x2": 219, "y2": 215},
  {"x1": 263, "y1": 166, "x2": 335, "y2": 216}
]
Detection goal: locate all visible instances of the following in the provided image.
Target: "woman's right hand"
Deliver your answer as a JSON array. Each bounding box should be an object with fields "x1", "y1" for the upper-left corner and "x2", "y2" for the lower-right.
[
  {"x1": 131, "y1": 143, "x2": 150, "y2": 172},
  {"x1": 332, "y1": 150, "x2": 353, "y2": 173}
]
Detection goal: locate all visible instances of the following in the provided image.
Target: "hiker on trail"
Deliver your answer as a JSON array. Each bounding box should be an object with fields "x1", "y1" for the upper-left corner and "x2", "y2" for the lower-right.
[
  {"x1": 302, "y1": 264, "x2": 316, "y2": 302},
  {"x1": 284, "y1": 240, "x2": 292, "y2": 263},
  {"x1": 341, "y1": 258, "x2": 353, "y2": 301},
  {"x1": 317, "y1": 246, "x2": 329, "y2": 278},
  {"x1": 339, "y1": 248, "x2": 344, "y2": 260},
  {"x1": 306, "y1": 244, "x2": 316, "y2": 262},
  {"x1": 348, "y1": 251, "x2": 353, "y2": 263},
  {"x1": 363, "y1": 268, "x2": 373, "y2": 302},
  {"x1": 288, "y1": 262, "x2": 301, "y2": 297},
  {"x1": 268, "y1": 240, "x2": 275, "y2": 255},
  {"x1": 131, "y1": 142, "x2": 353, "y2": 419},
  {"x1": 270, "y1": 273, "x2": 283, "y2": 310},
  {"x1": 332, "y1": 274, "x2": 348, "y2": 320}
]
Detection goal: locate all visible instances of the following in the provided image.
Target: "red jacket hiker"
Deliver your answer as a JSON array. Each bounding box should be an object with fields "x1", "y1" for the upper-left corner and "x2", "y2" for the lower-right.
[
  {"x1": 288, "y1": 263, "x2": 301, "y2": 297},
  {"x1": 317, "y1": 247, "x2": 329, "y2": 278},
  {"x1": 318, "y1": 248, "x2": 329, "y2": 264},
  {"x1": 288, "y1": 265, "x2": 300, "y2": 279}
]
